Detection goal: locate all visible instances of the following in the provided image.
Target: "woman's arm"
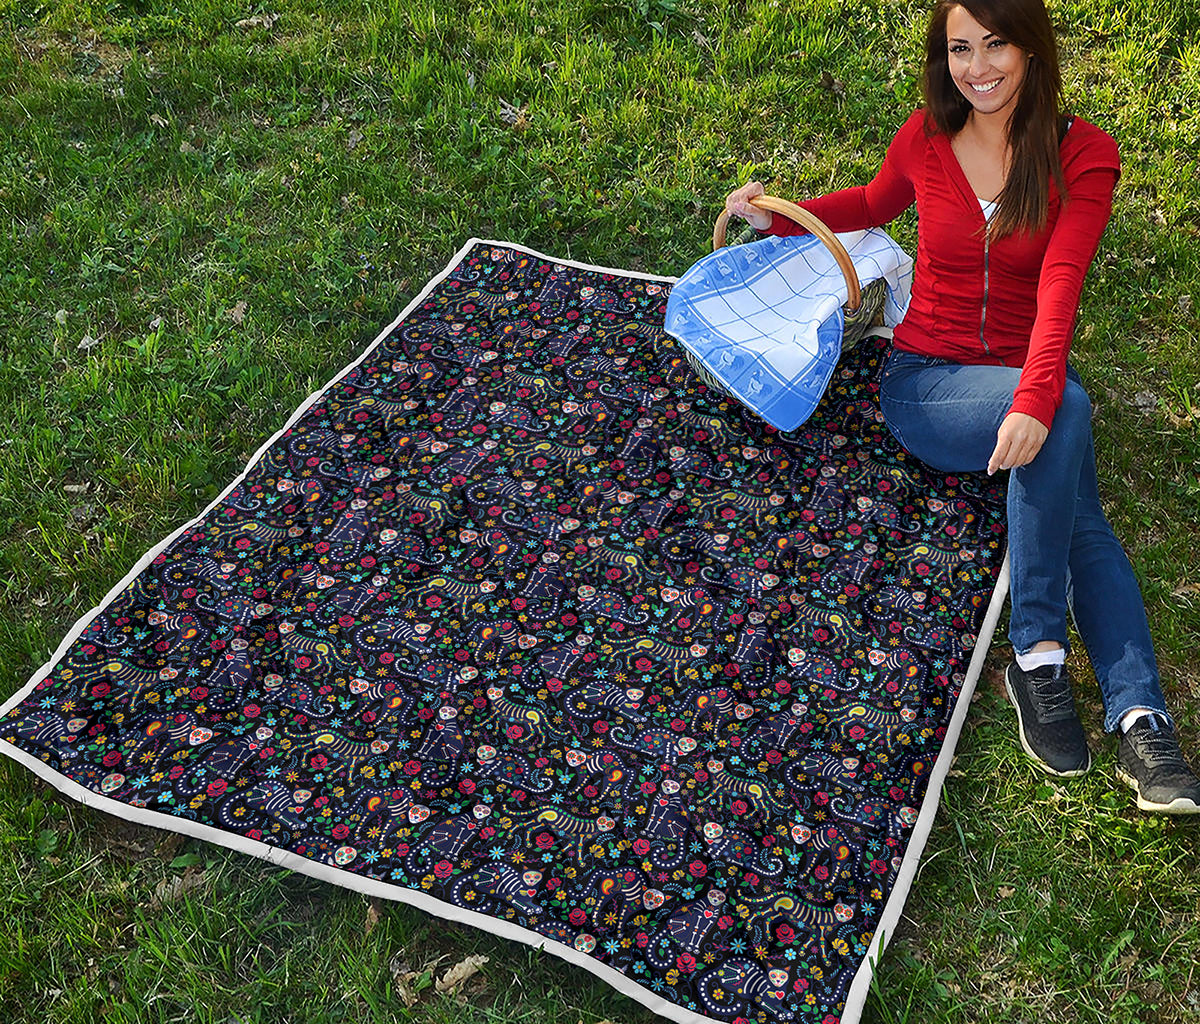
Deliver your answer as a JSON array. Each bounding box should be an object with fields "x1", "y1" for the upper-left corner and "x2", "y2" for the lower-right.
[{"x1": 1007, "y1": 164, "x2": 1119, "y2": 428}]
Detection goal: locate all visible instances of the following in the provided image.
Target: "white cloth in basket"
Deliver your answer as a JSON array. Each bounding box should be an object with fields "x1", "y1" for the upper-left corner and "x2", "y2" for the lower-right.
[{"x1": 664, "y1": 228, "x2": 914, "y2": 431}]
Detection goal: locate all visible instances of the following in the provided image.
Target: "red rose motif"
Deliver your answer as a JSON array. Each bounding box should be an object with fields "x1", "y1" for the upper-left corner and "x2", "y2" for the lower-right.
[
  {"x1": 676, "y1": 954, "x2": 697, "y2": 973},
  {"x1": 569, "y1": 908, "x2": 587, "y2": 926},
  {"x1": 433, "y1": 859, "x2": 454, "y2": 879},
  {"x1": 688, "y1": 860, "x2": 707, "y2": 878},
  {"x1": 332, "y1": 824, "x2": 350, "y2": 839},
  {"x1": 207, "y1": 779, "x2": 228, "y2": 798},
  {"x1": 776, "y1": 923, "x2": 795, "y2": 944}
]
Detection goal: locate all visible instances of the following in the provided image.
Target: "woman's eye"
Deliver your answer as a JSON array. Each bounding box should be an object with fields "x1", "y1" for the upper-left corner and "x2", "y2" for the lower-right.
[
  {"x1": 949, "y1": 44, "x2": 968, "y2": 53},
  {"x1": 988, "y1": 39, "x2": 1008, "y2": 48}
]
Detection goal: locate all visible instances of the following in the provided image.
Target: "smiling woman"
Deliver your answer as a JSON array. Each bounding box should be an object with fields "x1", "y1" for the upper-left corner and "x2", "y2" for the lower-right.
[
  {"x1": 726, "y1": 0, "x2": 1200, "y2": 815},
  {"x1": 925, "y1": 0, "x2": 1065, "y2": 239}
]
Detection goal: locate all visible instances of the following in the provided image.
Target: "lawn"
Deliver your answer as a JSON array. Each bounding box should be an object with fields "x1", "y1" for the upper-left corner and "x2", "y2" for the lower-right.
[{"x1": 1, "y1": 0, "x2": 1198, "y2": 1021}]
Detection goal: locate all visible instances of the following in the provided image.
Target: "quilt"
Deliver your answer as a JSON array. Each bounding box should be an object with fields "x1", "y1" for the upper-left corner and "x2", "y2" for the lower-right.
[{"x1": 0, "y1": 240, "x2": 1009, "y2": 1024}]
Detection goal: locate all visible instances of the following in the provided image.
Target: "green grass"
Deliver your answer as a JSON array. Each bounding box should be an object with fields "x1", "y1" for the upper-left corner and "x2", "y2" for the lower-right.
[{"x1": 1, "y1": 0, "x2": 1198, "y2": 1021}]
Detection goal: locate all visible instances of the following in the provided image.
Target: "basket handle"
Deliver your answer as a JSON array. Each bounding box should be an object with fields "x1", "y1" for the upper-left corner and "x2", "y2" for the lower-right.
[{"x1": 713, "y1": 195, "x2": 862, "y2": 312}]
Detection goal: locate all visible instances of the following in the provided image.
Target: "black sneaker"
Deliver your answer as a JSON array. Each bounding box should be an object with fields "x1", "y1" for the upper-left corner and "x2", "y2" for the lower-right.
[
  {"x1": 1116, "y1": 716, "x2": 1200, "y2": 815},
  {"x1": 1004, "y1": 662, "x2": 1092, "y2": 777}
]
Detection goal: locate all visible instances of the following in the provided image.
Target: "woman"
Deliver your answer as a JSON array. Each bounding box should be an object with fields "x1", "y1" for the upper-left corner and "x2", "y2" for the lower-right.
[{"x1": 726, "y1": 0, "x2": 1199, "y2": 813}]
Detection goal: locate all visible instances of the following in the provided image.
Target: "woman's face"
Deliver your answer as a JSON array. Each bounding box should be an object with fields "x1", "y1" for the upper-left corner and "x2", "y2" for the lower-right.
[{"x1": 945, "y1": 5, "x2": 1030, "y2": 120}]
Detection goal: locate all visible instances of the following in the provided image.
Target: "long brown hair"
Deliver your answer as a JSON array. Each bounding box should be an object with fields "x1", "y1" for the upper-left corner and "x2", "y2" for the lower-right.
[{"x1": 923, "y1": 0, "x2": 1068, "y2": 238}]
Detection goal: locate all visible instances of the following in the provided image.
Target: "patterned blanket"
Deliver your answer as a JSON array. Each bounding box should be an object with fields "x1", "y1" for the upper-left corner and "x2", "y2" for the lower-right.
[{"x1": 0, "y1": 240, "x2": 1008, "y2": 1024}]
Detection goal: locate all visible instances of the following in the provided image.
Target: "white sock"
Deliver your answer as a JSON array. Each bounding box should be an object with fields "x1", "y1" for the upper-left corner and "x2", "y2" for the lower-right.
[
  {"x1": 1120, "y1": 709, "x2": 1164, "y2": 733},
  {"x1": 1015, "y1": 648, "x2": 1066, "y2": 673}
]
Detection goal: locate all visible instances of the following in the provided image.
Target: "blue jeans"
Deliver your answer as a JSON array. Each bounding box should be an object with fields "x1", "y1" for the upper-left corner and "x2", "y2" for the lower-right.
[{"x1": 879, "y1": 348, "x2": 1168, "y2": 732}]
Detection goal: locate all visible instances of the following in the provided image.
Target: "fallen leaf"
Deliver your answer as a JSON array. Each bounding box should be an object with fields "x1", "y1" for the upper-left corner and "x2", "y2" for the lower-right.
[
  {"x1": 148, "y1": 316, "x2": 164, "y2": 331},
  {"x1": 1131, "y1": 390, "x2": 1157, "y2": 413},
  {"x1": 347, "y1": 128, "x2": 364, "y2": 151},
  {"x1": 227, "y1": 300, "x2": 248, "y2": 324},
  {"x1": 498, "y1": 98, "x2": 528, "y2": 128},
  {"x1": 55, "y1": 308, "x2": 69, "y2": 325},
  {"x1": 819, "y1": 71, "x2": 845, "y2": 96},
  {"x1": 236, "y1": 12, "x2": 279, "y2": 30},
  {"x1": 388, "y1": 953, "x2": 422, "y2": 1008},
  {"x1": 997, "y1": 885, "x2": 1016, "y2": 899},
  {"x1": 78, "y1": 333, "x2": 100, "y2": 350},
  {"x1": 179, "y1": 140, "x2": 196, "y2": 154},
  {"x1": 155, "y1": 833, "x2": 184, "y2": 861},
  {"x1": 365, "y1": 897, "x2": 382, "y2": 935},
  {"x1": 63, "y1": 482, "x2": 90, "y2": 494},
  {"x1": 149, "y1": 113, "x2": 168, "y2": 128},
  {"x1": 436, "y1": 953, "x2": 488, "y2": 994},
  {"x1": 151, "y1": 866, "x2": 208, "y2": 908}
]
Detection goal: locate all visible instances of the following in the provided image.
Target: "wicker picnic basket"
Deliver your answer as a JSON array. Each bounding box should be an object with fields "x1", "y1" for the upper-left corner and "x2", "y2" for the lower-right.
[{"x1": 679, "y1": 195, "x2": 888, "y2": 400}]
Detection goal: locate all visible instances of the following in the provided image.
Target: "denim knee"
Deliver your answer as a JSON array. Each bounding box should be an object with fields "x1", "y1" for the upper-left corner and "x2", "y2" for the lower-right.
[{"x1": 1040, "y1": 380, "x2": 1092, "y2": 457}]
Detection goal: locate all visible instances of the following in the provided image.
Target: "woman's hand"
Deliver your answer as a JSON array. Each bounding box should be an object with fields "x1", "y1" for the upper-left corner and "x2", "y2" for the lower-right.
[
  {"x1": 725, "y1": 181, "x2": 773, "y2": 232},
  {"x1": 987, "y1": 412, "x2": 1049, "y2": 475}
]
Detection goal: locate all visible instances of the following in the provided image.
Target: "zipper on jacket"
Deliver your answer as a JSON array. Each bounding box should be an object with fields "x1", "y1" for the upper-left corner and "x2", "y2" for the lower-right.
[{"x1": 979, "y1": 228, "x2": 992, "y2": 357}]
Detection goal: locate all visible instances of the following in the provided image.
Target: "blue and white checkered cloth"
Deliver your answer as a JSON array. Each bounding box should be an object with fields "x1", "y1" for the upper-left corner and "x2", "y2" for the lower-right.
[{"x1": 665, "y1": 228, "x2": 914, "y2": 431}]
